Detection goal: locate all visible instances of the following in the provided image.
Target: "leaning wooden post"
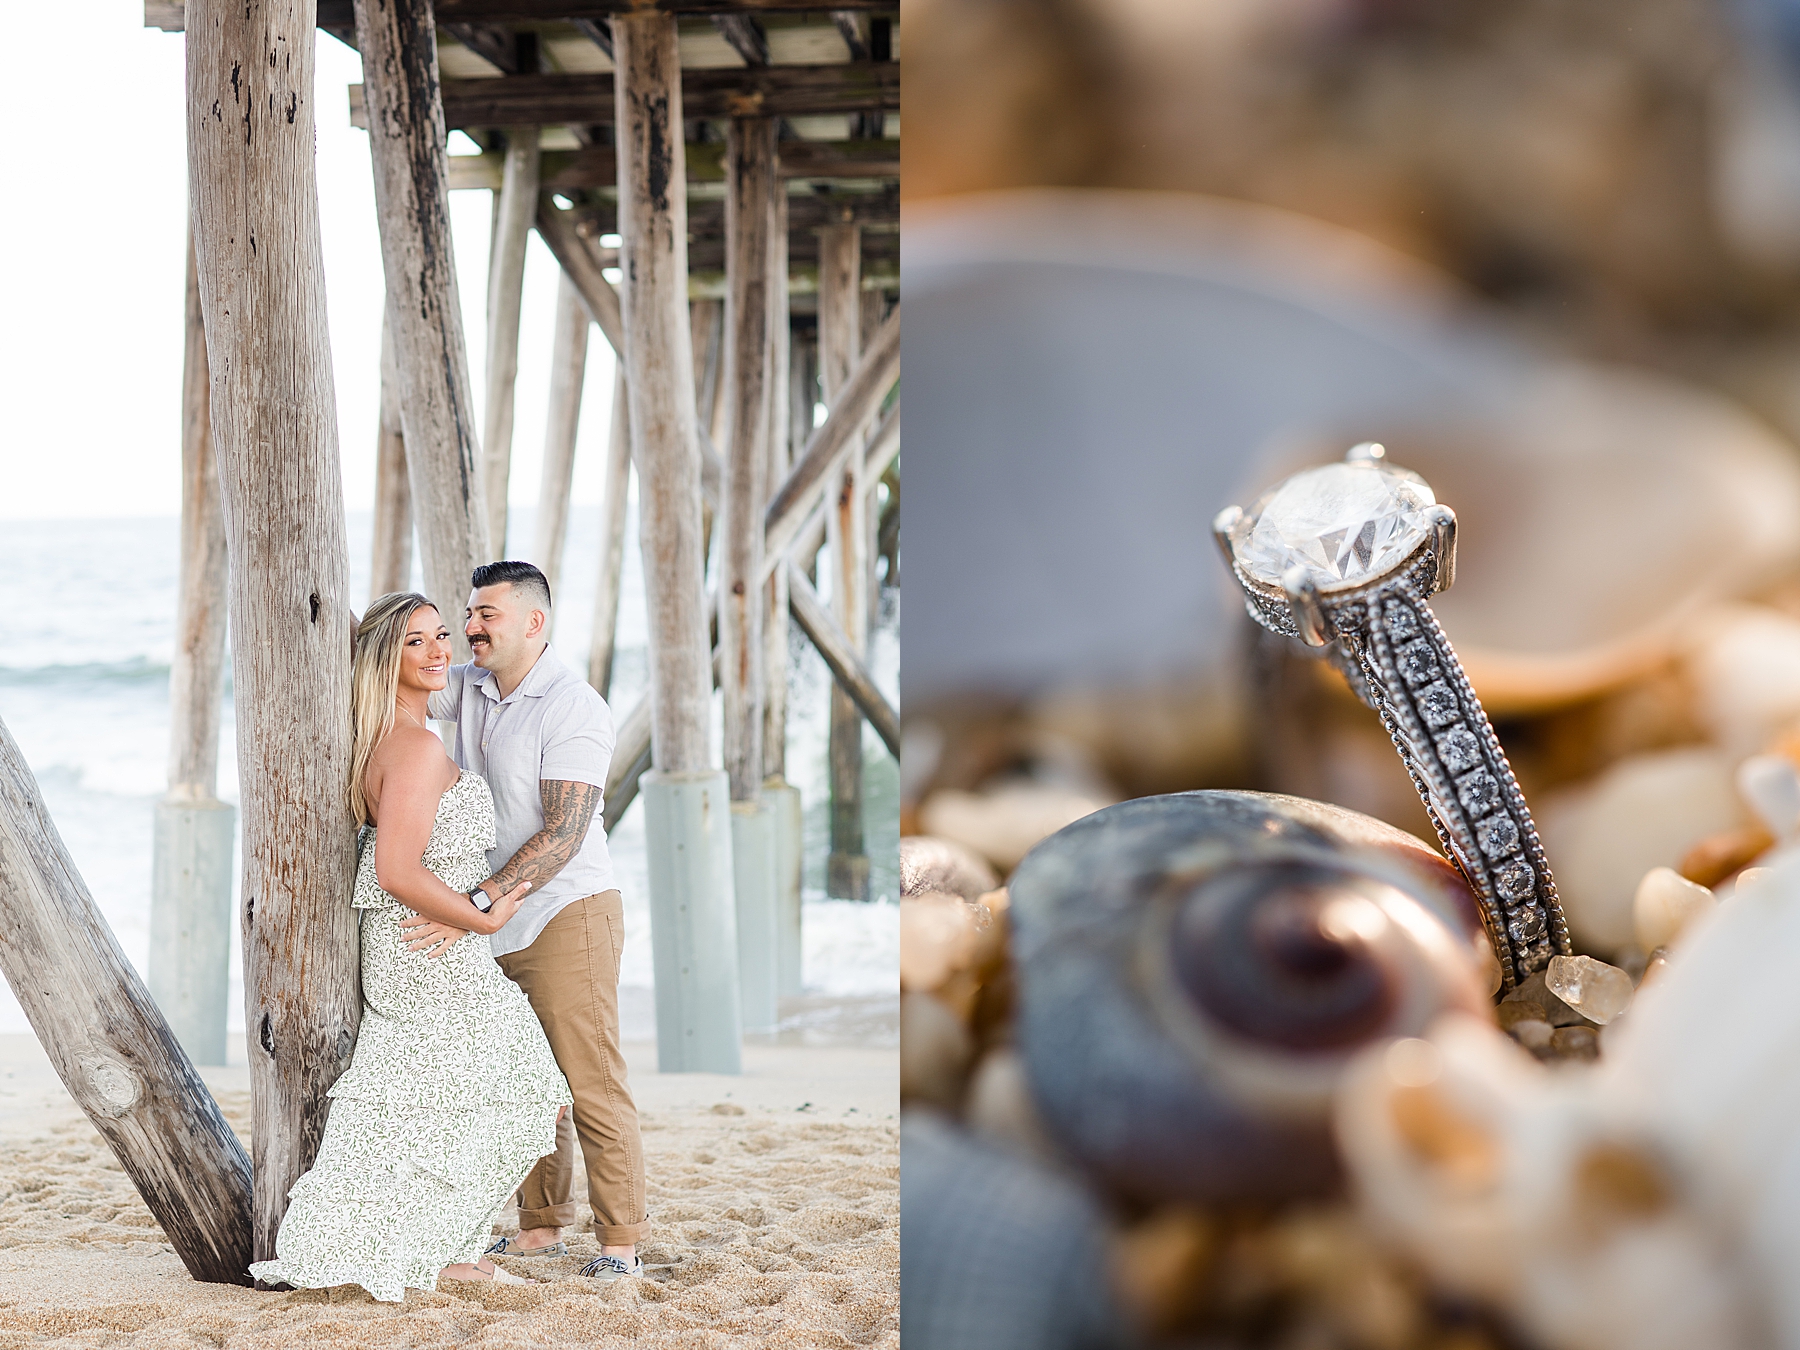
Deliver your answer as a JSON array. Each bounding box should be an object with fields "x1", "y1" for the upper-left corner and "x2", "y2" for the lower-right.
[
  {"x1": 616, "y1": 13, "x2": 742, "y2": 1072},
  {"x1": 150, "y1": 231, "x2": 238, "y2": 1070},
  {"x1": 721, "y1": 116, "x2": 778, "y2": 1033},
  {"x1": 483, "y1": 127, "x2": 540, "y2": 555},
  {"x1": 763, "y1": 189, "x2": 803, "y2": 998},
  {"x1": 588, "y1": 365, "x2": 632, "y2": 698},
  {"x1": 370, "y1": 307, "x2": 413, "y2": 597},
  {"x1": 0, "y1": 714, "x2": 253, "y2": 1283},
  {"x1": 819, "y1": 223, "x2": 870, "y2": 901},
  {"x1": 188, "y1": 0, "x2": 362, "y2": 1264},
  {"x1": 354, "y1": 0, "x2": 489, "y2": 653},
  {"x1": 534, "y1": 271, "x2": 588, "y2": 598}
]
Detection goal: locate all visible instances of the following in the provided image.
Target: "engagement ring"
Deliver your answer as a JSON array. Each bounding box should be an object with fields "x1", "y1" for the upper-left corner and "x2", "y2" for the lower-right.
[{"x1": 1214, "y1": 444, "x2": 1571, "y2": 990}]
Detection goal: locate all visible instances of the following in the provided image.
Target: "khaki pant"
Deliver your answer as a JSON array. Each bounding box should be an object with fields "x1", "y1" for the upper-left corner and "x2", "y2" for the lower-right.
[{"x1": 496, "y1": 891, "x2": 647, "y2": 1245}]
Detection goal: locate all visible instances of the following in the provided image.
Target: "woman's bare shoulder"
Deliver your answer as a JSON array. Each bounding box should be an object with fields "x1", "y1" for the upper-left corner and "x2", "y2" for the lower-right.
[{"x1": 366, "y1": 725, "x2": 455, "y2": 804}]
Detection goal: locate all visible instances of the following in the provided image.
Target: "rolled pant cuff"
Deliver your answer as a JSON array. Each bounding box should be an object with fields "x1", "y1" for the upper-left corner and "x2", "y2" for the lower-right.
[
  {"x1": 517, "y1": 1203, "x2": 580, "y2": 1231},
  {"x1": 594, "y1": 1220, "x2": 648, "y2": 1246}
]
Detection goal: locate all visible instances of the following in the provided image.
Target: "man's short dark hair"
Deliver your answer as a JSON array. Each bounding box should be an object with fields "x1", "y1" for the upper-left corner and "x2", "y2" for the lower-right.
[{"x1": 471, "y1": 560, "x2": 552, "y2": 612}]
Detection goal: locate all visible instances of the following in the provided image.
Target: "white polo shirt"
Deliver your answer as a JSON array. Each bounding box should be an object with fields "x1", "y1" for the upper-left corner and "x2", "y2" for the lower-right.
[{"x1": 428, "y1": 644, "x2": 617, "y2": 958}]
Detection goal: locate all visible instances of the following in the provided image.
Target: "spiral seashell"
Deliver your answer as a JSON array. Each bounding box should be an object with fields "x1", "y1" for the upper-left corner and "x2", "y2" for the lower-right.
[{"x1": 1009, "y1": 790, "x2": 1488, "y2": 1205}]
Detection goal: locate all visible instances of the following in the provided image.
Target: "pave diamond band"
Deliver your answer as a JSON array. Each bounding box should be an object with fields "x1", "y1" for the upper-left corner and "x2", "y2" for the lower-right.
[{"x1": 1215, "y1": 447, "x2": 1571, "y2": 991}]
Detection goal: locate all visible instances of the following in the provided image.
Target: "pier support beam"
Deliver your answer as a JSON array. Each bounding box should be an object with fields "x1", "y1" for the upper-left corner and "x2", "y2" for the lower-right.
[
  {"x1": 588, "y1": 366, "x2": 632, "y2": 698},
  {"x1": 534, "y1": 271, "x2": 588, "y2": 597},
  {"x1": 370, "y1": 309, "x2": 412, "y2": 597},
  {"x1": 0, "y1": 715, "x2": 252, "y2": 1284},
  {"x1": 355, "y1": 0, "x2": 489, "y2": 654},
  {"x1": 721, "y1": 117, "x2": 777, "y2": 1032},
  {"x1": 764, "y1": 184, "x2": 803, "y2": 997},
  {"x1": 189, "y1": 0, "x2": 362, "y2": 1263},
  {"x1": 819, "y1": 223, "x2": 870, "y2": 901},
  {"x1": 483, "y1": 127, "x2": 540, "y2": 556},
  {"x1": 616, "y1": 12, "x2": 741, "y2": 1071},
  {"x1": 149, "y1": 232, "x2": 236, "y2": 1070}
]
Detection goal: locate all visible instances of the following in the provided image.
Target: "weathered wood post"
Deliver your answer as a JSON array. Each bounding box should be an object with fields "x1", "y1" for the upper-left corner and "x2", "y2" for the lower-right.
[
  {"x1": 0, "y1": 714, "x2": 252, "y2": 1283},
  {"x1": 370, "y1": 308, "x2": 413, "y2": 597},
  {"x1": 150, "y1": 233, "x2": 237, "y2": 1069},
  {"x1": 188, "y1": 0, "x2": 362, "y2": 1264},
  {"x1": 763, "y1": 189, "x2": 803, "y2": 998},
  {"x1": 588, "y1": 366, "x2": 632, "y2": 698},
  {"x1": 354, "y1": 0, "x2": 490, "y2": 650},
  {"x1": 483, "y1": 127, "x2": 540, "y2": 556},
  {"x1": 721, "y1": 116, "x2": 779, "y2": 1033},
  {"x1": 616, "y1": 13, "x2": 742, "y2": 1072},
  {"x1": 534, "y1": 271, "x2": 588, "y2": 598},
  {"x1": 691, "y1": 297, "x2": 725, "y2": 447},
  {"x1": 819, "y1": 223, "x2": 870, "y2": 901}
]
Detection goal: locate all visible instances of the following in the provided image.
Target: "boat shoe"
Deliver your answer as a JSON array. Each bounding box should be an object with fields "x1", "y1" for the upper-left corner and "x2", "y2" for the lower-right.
[
  {"x1": 579, "y1": 1254, "x2": 644, "y2": 1281},
  {"x1": 485, "y1": 1237, "x2": 568, "y2": 1259}
]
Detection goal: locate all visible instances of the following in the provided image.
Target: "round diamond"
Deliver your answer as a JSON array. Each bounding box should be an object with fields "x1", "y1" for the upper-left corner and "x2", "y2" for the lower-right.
[{"x1": 1230, "y1": 461, "x2": 1436, "y2": 591}]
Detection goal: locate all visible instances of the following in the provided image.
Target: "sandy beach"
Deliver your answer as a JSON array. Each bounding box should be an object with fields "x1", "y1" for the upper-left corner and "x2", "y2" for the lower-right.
[{"x1": 0, "y1": 1014, "x2": 897, "y2": 1348}]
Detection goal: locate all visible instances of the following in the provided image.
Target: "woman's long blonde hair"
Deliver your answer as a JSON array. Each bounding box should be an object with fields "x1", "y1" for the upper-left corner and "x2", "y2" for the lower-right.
[{"x1": 350, "y1": 592, "x2": 438, "y2": 827}]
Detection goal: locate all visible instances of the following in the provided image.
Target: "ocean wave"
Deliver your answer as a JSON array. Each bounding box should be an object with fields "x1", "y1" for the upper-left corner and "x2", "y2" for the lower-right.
[{"x1": 0, "y1": 657, "x2": 173, "y2": 687}]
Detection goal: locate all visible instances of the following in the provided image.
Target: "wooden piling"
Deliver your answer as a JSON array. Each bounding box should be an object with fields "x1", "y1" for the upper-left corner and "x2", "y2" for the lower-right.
[
  {"x1": 370, "y1": 308, "x2": 413, "y2": 597},
  {"x1": 189, "y1": 0, "x2": 362, "y2": 1264},
  {"x1": 0, "y1": 715, "x2": 253, "y2": 1284},
  {"x1": 819, "y1": 223, "x2": 870, "y2": 901},
  {"x1": 483, "y1": 127, "x2": 540, "y2": 556},
  {"x1": 588, "y1": 365, "x2": 632, "y2": 699},
  {"x1": 534, "y1": 271, "x2": 588, "y2": 597},
  {"x1": 354, "y1": 0, "x2": 490, "y2": 650},
  {"x1": 764, "y1": 189, "x2": 803, "y2": 998},
  {"x1": 721, "y1": 116, "x2": 778, "y2": 1031},
  {"x1": 615, "y1": 12, "x2": 741, "y2": 1072},
  {"x1": 149, "y1": 232, "x2": 237, "y2": 1069}
]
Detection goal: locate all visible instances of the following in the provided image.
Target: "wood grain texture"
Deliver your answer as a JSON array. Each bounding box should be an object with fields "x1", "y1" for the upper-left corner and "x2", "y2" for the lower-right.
[
  {"x1": 370, "y1": 308, "x2": 413, "y2": 598},
  {"x1": 587, "y1": 364, "x2": 632, "y2": 699},
  {"x1": 0, "y1": 715, "x2": 254, "y2": 1282},
  {"x1": 355, "y1": 0, "x2": 491, "y2": 647},
  {"x1": 159, "y1": 0, "x2": 897, "y2": 30},
  {"x1": 719, "y1": 117, "x2": 775, "y2": 802},
  {"x1": 482, "y1": 127, "x2": 540, "y2": 556},
  {"x1": 818, "y1": 224, "x2": 868, "y2": 891},
  {"x1": 615, "y1": 13, "x2": 712, "y2": 774},
  {"x1": 533, "y1": 271, "x2": 588, "y2": 597},
  {"x1": 186, "y1": 0, "x2": 362, "y2": 1266},
  {"x1": 168, "y1": 232, "x2": 229, "y2": 799},
  {"x1": 762, "y1": 304, "x2": 896, "y2": 566},
  {"x1": 350, "y1": 63, "x2": 899, "y2": 130},
  {"x1": 763, "y1": 184, "x2": 791, "y2": 785}
]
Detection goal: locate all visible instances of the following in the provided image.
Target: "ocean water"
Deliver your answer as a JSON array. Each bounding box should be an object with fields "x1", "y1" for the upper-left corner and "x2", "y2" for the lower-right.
[{"x1": 0, "y1": 503, "x2": 899, "y2": 1042}]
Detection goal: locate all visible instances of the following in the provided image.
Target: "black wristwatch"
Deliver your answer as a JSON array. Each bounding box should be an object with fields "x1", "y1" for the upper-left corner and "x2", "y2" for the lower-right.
[{"x1": 469, "y1": 886, "x2": 495, "y2": 914}]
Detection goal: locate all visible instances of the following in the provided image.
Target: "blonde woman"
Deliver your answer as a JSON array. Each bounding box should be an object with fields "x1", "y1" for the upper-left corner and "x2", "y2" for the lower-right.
[{"x1": 249, "y1": 593, "x2": 572, "y2": 1301}]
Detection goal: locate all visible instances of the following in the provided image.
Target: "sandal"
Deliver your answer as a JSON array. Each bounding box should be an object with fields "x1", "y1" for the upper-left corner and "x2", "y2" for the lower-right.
[{"x1": 442, "y1": 1258, "x2": 535, "y2": 1286}]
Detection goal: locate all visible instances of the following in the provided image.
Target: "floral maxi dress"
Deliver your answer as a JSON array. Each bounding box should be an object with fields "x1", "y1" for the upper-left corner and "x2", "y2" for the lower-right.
[{"x1": 249, "y1": 771, "x2": 572, "y2": 1302}]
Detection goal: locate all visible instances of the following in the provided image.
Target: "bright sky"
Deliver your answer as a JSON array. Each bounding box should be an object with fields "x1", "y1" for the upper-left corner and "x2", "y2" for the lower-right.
[{"x1": 0, "y1": 1, "x2": 618, "y2": 520}]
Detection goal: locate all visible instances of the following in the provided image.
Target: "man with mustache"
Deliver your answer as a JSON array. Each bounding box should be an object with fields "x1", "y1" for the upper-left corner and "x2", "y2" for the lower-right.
[{"x1": 404, "y1": 559, "x2": 647, "y2": 1281}]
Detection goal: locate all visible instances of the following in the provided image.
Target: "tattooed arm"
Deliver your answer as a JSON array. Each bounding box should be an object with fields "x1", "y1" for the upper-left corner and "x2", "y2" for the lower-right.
[
  {"x1": 399, "y1": 779, "x2": 599, "y2": 956},
  {"x1": 476, "y1": 779, "x2": 601, "y2": 901}
]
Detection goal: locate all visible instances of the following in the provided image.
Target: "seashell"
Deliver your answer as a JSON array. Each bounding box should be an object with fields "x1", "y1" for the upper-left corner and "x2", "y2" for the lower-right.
[
  {"x1": 1007, "y1": 790, "x2": 1488, "y2": 1206},
  {"x1": 1736, "y1": 753, "x2": 1800, "y2": 839},
  {"x1": 1336, "y1": 851, "x2": 1800, "y2": 1350},
  {"x1": 1536, "y1": 747, "x2": 1748, "y2": 952},
  {"x1": 1632, "y1": 866, "x2": 1717, "y2": 952},
  {"x1": 900, "y1": 1112, "x2": 1125, "y2": 1350},
  {"x1": 1689, "y1": 606, "x2": 1800, "y2": 761},
  {"x1": 901, "y1": 834, "x2": 1001, "y2": 901},
  {"x1": 918, "y1": 782, "x2": 1110, "y2": 873},
  {"x1": 1335, "y1": 1017, "x2": 1751, "y2": 1350}
]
